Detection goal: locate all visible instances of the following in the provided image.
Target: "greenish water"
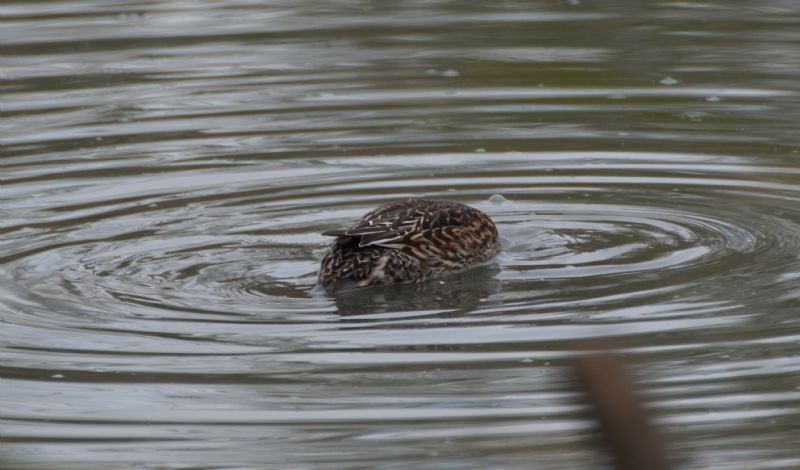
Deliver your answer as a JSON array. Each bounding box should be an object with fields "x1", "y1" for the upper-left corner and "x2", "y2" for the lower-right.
[{"x1": 2, "y1": 1, "x2": 800, "y2": 468}]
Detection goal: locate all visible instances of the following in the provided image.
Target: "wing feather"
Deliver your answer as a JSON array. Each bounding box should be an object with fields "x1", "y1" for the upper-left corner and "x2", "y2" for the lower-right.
[{"x1": 321, "y1": 199, "x2": 477, "y2": 248}]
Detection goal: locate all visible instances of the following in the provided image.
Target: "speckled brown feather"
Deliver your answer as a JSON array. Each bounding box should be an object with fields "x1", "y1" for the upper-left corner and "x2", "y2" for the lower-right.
[{"x1": 317, "y1": 199, "x2": 500, "y2": 291}]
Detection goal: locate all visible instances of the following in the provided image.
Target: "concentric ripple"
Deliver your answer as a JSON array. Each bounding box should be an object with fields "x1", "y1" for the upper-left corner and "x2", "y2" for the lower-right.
[{"x1": 3, "y1": 152, "x2": 800, "y2": 347}]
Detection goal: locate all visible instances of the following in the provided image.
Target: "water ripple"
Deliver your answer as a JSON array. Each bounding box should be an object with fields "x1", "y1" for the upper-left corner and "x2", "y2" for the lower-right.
[{"x1": 2, "y1": 1, "x2": 800, "y2": 468}]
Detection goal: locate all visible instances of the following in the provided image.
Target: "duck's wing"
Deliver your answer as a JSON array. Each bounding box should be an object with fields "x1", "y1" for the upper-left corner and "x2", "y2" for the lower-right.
[{"x1": 322, "y1": 199, "x2": 475, "y2": 248}]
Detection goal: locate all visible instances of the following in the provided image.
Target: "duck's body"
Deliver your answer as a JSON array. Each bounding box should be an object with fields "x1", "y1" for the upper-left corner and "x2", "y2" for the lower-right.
[{"x1": 317, "y1": 199, "x2": 500, "y2": 291}]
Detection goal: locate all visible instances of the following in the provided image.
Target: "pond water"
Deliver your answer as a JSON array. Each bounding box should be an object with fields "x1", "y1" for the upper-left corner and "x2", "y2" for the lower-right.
[{"x1": 2, "y1": 1, "x2": 800, "y2": 468}]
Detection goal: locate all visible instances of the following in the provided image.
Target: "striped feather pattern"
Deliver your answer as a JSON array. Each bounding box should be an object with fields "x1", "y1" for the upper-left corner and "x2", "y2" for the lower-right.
[{"x1": 317, "y1": 199, "x2": 500, "y2": 291}]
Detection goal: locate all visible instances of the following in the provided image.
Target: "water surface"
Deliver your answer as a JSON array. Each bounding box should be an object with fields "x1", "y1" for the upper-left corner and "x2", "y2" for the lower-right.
[{"x1": 2, "y1": 1, "x2": 800, "y2": 468}]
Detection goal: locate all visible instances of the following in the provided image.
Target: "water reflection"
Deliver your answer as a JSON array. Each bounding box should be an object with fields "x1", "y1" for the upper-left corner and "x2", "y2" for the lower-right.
[{"x1": 331, "y1": 263, "x2": 502, "y2": 316}]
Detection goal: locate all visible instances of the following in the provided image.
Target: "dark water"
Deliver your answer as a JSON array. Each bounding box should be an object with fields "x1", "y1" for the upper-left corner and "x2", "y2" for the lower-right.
[{"x1": 2, "y1": 1, "x2": 800, "y2": 468}]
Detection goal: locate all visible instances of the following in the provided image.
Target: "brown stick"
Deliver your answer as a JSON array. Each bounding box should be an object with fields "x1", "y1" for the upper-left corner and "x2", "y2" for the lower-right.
[{"x1": 574, "y1": 353, "x2": 671, "y2": 470}]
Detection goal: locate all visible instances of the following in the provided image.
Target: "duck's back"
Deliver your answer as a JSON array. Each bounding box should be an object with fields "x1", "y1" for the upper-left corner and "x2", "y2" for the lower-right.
[{"x1": 317, "y1": 199, "x2": 500, "y2": 291}]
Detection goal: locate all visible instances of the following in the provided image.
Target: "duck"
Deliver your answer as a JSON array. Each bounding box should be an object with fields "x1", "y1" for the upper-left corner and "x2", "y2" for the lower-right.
[{"x1": 317, "y1": 199, "x2": 500, "y2": 291}]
